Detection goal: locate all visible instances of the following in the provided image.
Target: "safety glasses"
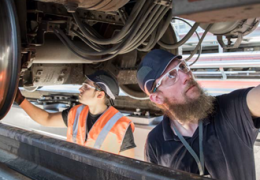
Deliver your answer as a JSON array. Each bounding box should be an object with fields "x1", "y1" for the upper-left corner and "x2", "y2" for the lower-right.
[
  {"x1": 81, "y1": 83, "x2": 100, "y2": 91},
  {"x1": 153, "y1": 60, "x2": 190, "y2": 93}
]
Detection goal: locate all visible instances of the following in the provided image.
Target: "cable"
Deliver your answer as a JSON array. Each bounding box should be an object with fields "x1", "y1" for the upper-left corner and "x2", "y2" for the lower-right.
[
  {"x1": 158, "y1": 22, "x2": 200, "y2": 49},
  {"x1": 52, "y1": 1, "x2": 176, "y2": 62},
  {"x1": 66, "y1": 2, "x2": 157, "y2": 56},
  {"x1": 186, "y1": 24, "x2": 213, "y2": 66},
  {"x1": 72, "y1": 30, "x2": 105, "y2": 52},
  {"x1": 123, "y1": 5, "x2": 162, "y2": 52},
  {"x1": 71, "y1": 0, "x2": 146, "y2": 45},
  {"x1": 172, "y1": 17, "x2": 202, "y2": 66},
  {"x1": 124, "y1": 6, "x2": 169, "y2": 53},
  {"x1": 138, "y1": 9, "x2": 172, "y2": 52},
  {"x1": 53, "y1": 28, "x2": 119, "y2": 62}
]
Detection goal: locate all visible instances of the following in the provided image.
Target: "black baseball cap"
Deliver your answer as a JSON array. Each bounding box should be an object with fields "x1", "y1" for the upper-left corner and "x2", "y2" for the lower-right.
[
  {"x1": 137, "y1": 49, "x2": 182, "y2": 94},
  {"x1": 86, "y1": 70, "x2": 119, "y2": 100}
]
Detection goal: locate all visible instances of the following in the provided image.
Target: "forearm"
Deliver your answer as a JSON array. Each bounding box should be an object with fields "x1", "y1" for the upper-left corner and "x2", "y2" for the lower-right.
[
  {"x1": 19, "y1": 99, "x2": 65, "y2": 127},
  {"x1": 20, "y1": 99, "x2": 51, "y2": 125}
]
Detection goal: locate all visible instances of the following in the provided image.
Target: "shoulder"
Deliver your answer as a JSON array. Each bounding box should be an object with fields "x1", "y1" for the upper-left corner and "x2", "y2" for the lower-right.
[
  {"x1": 147, "y1": 122, "x2": 163, "y2": 145},
  {"x1": 216, "y1": 87, "x2": 253, "y2": 102},
  {"x1": 111, "y1": 106, "x2": 134, "y2": 124},
  {"x1": 70, "y1": 104, "x2": 86, "y2": 111},
  {"x1": 214, "y1": 88, "x2": 253, "y2": 111}
]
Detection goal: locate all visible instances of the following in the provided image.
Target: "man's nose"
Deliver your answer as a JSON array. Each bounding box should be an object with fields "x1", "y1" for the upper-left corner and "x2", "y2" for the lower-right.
[
  {"x1": 79, "y1": 86, "x2": 83, "y2": 92},
  {"x1": 179, "y1": 70, "x2": 193, "y2": 84}
]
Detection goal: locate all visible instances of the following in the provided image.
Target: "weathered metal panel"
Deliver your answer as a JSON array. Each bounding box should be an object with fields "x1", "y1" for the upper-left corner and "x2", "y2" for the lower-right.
[
  {"x1": 0, "y1": 123, "x2": 213, "y2": 180},
  {"x1": 172, "y1": 0, "x2": 260, "y2": 23}
]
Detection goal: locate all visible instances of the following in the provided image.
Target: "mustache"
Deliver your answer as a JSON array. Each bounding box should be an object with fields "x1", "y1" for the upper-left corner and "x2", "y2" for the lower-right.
[{"x1": 184, "y1": 79, "x2": 198, "y2": 92}]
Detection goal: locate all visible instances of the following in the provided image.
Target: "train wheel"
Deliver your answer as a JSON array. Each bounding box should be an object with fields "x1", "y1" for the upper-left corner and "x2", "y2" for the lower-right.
[{"x1": 0, "y1": 0, "x2": 21, "y2": 119}]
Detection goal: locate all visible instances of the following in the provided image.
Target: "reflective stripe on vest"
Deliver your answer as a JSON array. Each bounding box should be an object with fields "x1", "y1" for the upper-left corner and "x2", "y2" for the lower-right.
[
  {"x1": 94, "y1": 112, "x2": 123, "y2": 149},
  {"x1": 66, "y1": 105, "x2": 134, "y2": 154},
  {"x1": 72, "y1": 105, "x2": 85, "y2": 143}
]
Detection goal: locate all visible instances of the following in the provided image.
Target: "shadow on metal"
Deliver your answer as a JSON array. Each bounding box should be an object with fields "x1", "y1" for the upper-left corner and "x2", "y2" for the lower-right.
[{"x1": 0, "y1": 123, "x2": 214, "y2": 180}]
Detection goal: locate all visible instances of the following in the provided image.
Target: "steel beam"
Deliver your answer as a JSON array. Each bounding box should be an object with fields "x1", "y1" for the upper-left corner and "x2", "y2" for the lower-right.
[
  {"x1": 0, "y1": 123, "x2": 212, "y2": 180},
  {"x1": 172, "y1": 0, "x2": 260, "y2": 23}
]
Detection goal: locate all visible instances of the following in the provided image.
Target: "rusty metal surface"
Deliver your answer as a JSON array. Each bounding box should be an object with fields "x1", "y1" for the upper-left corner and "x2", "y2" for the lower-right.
[
  {"x1": 172, "y1": 0, "x2": 260, "y2": 23},
  {"x1": 34, "y1": 0, "x2": 129, "y2": 11},
  {"x1": 0, "y1": 123, "x2": 214, "y2": 180}
]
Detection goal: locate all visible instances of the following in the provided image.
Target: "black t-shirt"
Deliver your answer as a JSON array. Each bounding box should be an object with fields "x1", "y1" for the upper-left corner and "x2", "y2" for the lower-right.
[
  {"x1": 62, "y1": 108, "x2": 136, "y2": 152},
  {"x1": 145, "y1": 88, "x2": 259, "y2": 180}
]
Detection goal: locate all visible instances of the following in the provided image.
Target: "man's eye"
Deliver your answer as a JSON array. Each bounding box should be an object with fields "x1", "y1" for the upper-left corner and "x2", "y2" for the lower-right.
[
  {"x1": 179, "y1": 63, "x2": 187, "y2": 70},
  {"x1": 168, "y1": 74, "x2": 175, "y2": 79}
]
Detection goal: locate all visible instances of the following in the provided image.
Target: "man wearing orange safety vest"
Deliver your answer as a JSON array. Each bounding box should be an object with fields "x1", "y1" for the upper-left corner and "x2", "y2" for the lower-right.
[{"x1": 15, "y1": 70, "x2": 136, "y2": 157}]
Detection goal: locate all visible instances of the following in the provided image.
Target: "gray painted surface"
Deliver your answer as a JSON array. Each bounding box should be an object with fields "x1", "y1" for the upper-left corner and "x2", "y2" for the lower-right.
[{"x1": 1, "y1": 105, "x2": 259, "y2": 179}]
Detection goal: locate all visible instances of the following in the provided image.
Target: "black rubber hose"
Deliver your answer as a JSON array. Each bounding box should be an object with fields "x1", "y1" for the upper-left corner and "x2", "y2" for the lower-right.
[
  {"x1": 134, "y1": 8, "x2": 168, "y2": 52},
  {"x1": 138, "y1": 20, "x2": 163, "y2": 52},
  {"x1": 53, "y1": 28, "x2": 119, "y2": 62},
  {"x1": 82, "y1": 22, "x2": 105, "y2": 39},
  {"x1": 56, "y1": 28, "x2": 119, "y2": 55},
  {"x1": 158, "y1": 22, "x2": 200, "y2": 49},
  {"x1": 63, "y1": 2, "x2": 156, "y2": 56},
  {"x1": 124, "y1": 7, "x2": 168, "y2": 53},
  {"x1": 138, "y1": 9, "x2": 172, "y2": 51},
  {"x1": 72, "y1": 0, "x2": 146, "y2": 45},
  {"x1": 139, "y1": 30, "x2": 157, "y2": 52},
  {"x1": 72, "y1": 30, "x2": 106, "y2": 52},
  {"x1": 186, "y1": 24, "x2": 212, "y2": 63},
  {"x1": 122, "y1": 4, "x2": 160, "y2": 52},
  {"x1": 172, "y1": 17, "x2": 202, "y2": 66},
  {"x1": 57, "y1": 8, "x2": 151, "y2": 57},
  {"x1": 156, "y1": 9, "x2": 172, "y2": 41}
]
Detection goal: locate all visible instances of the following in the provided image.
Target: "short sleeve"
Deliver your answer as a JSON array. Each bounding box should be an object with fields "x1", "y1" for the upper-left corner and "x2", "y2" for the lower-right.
[
  {"x1": 217, "y1": 87, "x2": 259, "y2": 147},
  {"x1": 253, "y1": 117, "x2": 260, "y2": 129},
  {"x1": 61, "y1": 108, "x2": 71, "y2": 127},
  {"x1": 144, "y1": 137, "x2": 158, "y2": 164},
  {"x1": 120, "y1": 126, "x2": 136, "y2": 152}
]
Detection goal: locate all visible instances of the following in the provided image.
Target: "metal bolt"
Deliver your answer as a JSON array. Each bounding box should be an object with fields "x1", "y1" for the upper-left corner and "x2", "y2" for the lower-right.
[
  {"x1": 60, "y1": 69, "x2": 67, "y2": 76},
  {"x1": 34, "y1": 78, "x2": 39, "y2": 83},
  {"x1": 64, "y1": 2, "x2": 78, "y2": 13},
  {"x1": 36, "y1": 70, "x2": 43, "y2": 76},
  {"x1": 58, "y1": 77, "x2": 64, "y2": 82}
]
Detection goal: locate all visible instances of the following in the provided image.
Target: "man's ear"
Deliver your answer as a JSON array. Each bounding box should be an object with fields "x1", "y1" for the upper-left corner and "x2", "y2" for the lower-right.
[
  {"x1": 149, "y1": 92, "x2": 164, "y2": 105},
  {"x1": 96, "y1": 91, "x2": 105, "y2": 99}
]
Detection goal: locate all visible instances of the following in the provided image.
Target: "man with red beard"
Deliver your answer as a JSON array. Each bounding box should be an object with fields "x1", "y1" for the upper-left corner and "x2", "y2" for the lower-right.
[{"x1": 136, "y1": 49, "x2": 260, "y2": 180}]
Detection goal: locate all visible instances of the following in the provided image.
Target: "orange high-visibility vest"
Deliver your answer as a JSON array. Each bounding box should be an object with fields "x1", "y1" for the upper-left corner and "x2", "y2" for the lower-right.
[{"x1": 67, "y1": 104, "x2": 135, "y2": 154}]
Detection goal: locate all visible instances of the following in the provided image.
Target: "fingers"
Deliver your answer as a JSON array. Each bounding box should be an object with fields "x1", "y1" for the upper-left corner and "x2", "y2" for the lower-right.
[{"x1": 15, "y1": 88, "x2": 25, "y2": 105}]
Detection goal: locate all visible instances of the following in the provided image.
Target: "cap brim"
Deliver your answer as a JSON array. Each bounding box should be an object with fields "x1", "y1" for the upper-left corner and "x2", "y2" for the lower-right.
[
  {"x1": 159, "y1": 55, "x2": 182, "y2": 77},
  {"x1": 85, "y1": 74, "x2": 116, "y2": 100},
  {"x1": 143, "y1": 55, "x2": 182, "y2": 93},
  {"x1": 85, "y1": 74, "x2": 97, "y2": 83}
]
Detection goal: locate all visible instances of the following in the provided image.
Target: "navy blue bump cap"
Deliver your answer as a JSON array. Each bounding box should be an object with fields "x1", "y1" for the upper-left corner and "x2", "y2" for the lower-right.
[
  {"x1": 86, "y1": 70, "x2": 119, "y2": 99},
  {"x1": 137, "y1": 49, "x2": 182, "y2": 93}
]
